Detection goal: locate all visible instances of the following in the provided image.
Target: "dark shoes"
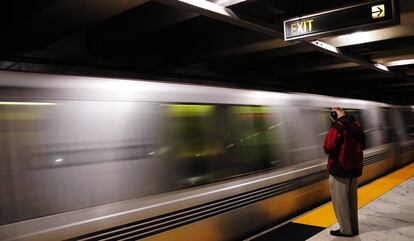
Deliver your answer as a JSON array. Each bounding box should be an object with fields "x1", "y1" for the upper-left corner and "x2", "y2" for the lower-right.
[{"x1": 330, "y1": 229, "x2": 359, "y2": 237}]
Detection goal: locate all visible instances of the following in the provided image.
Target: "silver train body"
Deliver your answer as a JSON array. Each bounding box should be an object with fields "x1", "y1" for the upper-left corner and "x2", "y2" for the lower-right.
[{"x1": 0, "y1": 71, "x2": 413, "y2": 241}]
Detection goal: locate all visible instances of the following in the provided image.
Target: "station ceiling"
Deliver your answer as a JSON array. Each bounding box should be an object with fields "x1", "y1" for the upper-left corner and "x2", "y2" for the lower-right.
[{"x1": 1, "y1": 0, "x2": 414, "y2": 104}]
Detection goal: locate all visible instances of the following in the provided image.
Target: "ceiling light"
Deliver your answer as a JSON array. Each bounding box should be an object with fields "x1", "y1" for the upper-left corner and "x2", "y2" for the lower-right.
[
  {"x1": 374, "y1": 63, "x2": 389, "y2": 72},
  {"x1": 311, "y1": 41, "x2": 340, "y2": 54},
  {"x1": 329, "y1": 30, "x2": 381, "y2": 46},
  {"x1": 385, "y1": 59, "x2": 414, "y2": 67},
  {"x1": 341, "y1": 31, "x2": 372, "y2": 44}
]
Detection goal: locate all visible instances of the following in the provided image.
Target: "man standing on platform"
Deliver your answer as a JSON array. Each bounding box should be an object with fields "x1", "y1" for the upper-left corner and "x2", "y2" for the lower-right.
[{"x1": 323, "y1": 107, "x2": 366, "y2": 237}]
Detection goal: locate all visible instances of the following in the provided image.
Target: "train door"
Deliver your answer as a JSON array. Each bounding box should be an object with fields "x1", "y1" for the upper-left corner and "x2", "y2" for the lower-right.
[
  {"x1": 284, "y1": 106, "x2": 326, "y2": 164},
  {"x1": 361, "y1": 107, "x2": 385, "y2": 148},
  {"x1": 277, "y1": 106, "x2": 304, "y2": 163},
  {"x1": 382, "y1": 107, "x2": 401, "y2": 167},
  {"x1": 298, "y1": 107, "x2": 329, "y2": 161}
]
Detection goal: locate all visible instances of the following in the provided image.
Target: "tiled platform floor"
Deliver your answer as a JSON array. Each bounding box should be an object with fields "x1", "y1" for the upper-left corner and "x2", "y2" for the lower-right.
[{"x1": 307, "y1": 176, "x2": 414, "y2": 241}]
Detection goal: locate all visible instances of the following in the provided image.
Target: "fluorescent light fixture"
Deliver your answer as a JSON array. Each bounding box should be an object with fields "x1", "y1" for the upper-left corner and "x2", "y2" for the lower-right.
[
  {"x1": 311, "y1": 40, "x2": 340, "y2": 54},
  {"x1": 385, "y1": 59, "x2": 414, "y2": 67},
  {"x1": 170, "y1": 0, "x2": 230, "y2": 16},
  {"x1": 0, "y1": 101, "x2": 56, "y2": 106},
  {"x1": 374, "y1": 63, "x2": 389, "y2": 72},
  {"x1": 213, "y1": 0, "x2": 247, "y2": 6},
  {"x1": 338, "y1": 31, "x2": 372, "y2": 45}
]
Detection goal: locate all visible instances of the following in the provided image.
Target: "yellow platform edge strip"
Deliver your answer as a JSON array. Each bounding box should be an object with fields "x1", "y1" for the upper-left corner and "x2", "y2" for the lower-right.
[{"x1": 292, "y1": 162, "x2": 414, "y2": 228}]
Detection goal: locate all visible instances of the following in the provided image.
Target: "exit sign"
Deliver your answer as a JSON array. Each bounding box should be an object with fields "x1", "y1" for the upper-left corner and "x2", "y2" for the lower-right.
[{"x1": 284, "y1": 0, "x2": 399, "y2": 41}]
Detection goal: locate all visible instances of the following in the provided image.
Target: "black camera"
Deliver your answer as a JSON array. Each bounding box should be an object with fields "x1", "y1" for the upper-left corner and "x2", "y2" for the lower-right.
[{"x1": 330, "y1": 110, "x2": 338, "y2": 120}]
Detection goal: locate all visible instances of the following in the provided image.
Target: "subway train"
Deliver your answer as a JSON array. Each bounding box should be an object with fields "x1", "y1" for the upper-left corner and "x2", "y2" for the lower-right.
[{"x1": 0, "y1": 70, "x2": 413, "y2": 241}]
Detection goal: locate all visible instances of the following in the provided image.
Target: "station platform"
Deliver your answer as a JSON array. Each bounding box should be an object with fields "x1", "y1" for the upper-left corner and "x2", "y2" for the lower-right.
[{"x1": 246, "y1": 162, "x2": 414, "y2": 241}]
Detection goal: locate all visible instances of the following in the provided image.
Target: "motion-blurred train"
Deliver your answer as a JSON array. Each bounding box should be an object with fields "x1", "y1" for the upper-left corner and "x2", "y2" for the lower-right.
[{"x1": 0, "y1": 70, "x2": 413, "y2": 241}]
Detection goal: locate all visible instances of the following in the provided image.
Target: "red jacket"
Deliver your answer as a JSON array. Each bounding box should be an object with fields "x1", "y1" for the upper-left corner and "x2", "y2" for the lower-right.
[{"x1": 323, "y1": 115, "x2": 366, "y2": 178}]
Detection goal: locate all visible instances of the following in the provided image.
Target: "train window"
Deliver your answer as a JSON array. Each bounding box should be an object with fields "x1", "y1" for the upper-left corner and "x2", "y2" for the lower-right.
[
  {"x1": 161, "y1": 104, "x2": 222, "y2": 186},
  {"x1": 225, "y1": 106, "x2": 285, "y2": 171},
  {"x1": 343, "y1": 109, "x2": 364, "y2": 128},
  {"x1": 409, "y1": 110, "x2": 414, "y2": 138},
  {"x1": 381, "y1": 108, "x2": 398, "y2": 143},
  {"x1": 402, "y1": 109, "x2": 414, "y2": 138},
  {"x1": 0, "y1": 103, "x2": 52, "y2": 173},
  {"x1": 319, "y1": 108, "x2": 364, "y2": 128},
  {"x1": 285, "y1": 108, "x2": 329, "y2": 162},
  {"x1": 343, "y1": 109, "x2": 374, "y2": 148},
  {"x1": 319, "y1": 108, "x2": 365, "y2": 129},
  {"x1": 315, "y1": 108, "x2": 333, "y2": 155},
  {"x1": 159, "y1": 104, "x2": 287, "y2": 188},
  {"x1": 0, "y1": 102, "x2": 55, "y2": 225}
]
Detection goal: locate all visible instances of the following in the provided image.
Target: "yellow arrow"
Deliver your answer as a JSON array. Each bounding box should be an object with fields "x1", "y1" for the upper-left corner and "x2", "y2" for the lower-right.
[{"x1": 372, "y1": 4, "x2": 385, "y2": 19}]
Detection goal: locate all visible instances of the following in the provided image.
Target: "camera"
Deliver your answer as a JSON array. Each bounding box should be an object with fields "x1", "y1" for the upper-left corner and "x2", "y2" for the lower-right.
[{"x1": 330, "y1": 110, "x2": 338, "y2": 120}]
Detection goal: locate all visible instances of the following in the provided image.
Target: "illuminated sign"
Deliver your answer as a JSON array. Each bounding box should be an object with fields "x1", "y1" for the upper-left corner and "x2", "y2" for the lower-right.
[
  {"x1": 372, "y1": 4, "x2": 385, "y2": 19},
  {"x1": 284, "y1": 0, "x2": 399, "y2": 41}
]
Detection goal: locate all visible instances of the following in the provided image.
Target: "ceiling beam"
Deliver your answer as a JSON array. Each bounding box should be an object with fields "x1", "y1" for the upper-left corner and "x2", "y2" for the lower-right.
[
  {"x1": 3, "y1": 0, "x2": 150, "y2": 51},
  {"x1": 307, "y1": 40, "x2": 414, "y2": 82},
  {"x1": 276, "y1": 62, "x2": 359, "y2": 75},
  {"x1": 381, "y1": 88, "x2": 414, "y2": 92},
  {"x1": 274, "y1": 53, "x2": 414, "y2": 75},
  {"x1": 406, "y1": 69, "x2": 414, "y2": 75},
  {"x1": 369, "y1": 47, "x2": 414, "y2": 61},
  {"x1": 285, "y1": 70, "x2": 393, "y2": 83},
  {"x1": 88, "y1": 0, "x2": 284, "y2": 53},
  {"x1": 194, "y1": 39, "x2": 292, "y2": 60},
  {"x1": 153, "y1": 0, "x2": 282, "y2": 38},
  {"x1": 375, "y1": 81, "x2": 414, "y2": 88}
]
